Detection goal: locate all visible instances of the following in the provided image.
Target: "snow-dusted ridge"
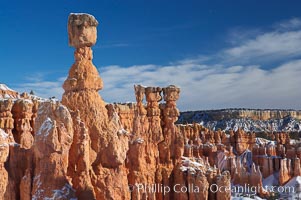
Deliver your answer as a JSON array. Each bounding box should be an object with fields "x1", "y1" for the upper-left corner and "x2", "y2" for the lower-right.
[
  {"x1": 0, "y1": 84, "x2": 16, "y2": 92},
  {"x1": 178, "y1": 109, "x2": 301, "y2": 132}
]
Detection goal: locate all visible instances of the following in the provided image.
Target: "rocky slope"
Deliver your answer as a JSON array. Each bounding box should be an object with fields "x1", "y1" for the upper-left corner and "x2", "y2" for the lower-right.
[
  {"x1": 0, "y1": 13, "x2": 301, "y2": 200},
  {"x1": 178, "y1": 109, "x2": 301, "y2": 132}
]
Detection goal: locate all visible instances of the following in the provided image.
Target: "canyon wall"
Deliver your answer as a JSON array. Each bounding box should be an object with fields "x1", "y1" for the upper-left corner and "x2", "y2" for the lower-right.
[
  {"x1": 179, "y1": 109, "x2": 301, "y2": 122},
  {"x1": 178, "y1": 109, "x2": 301, "y2": 132}
]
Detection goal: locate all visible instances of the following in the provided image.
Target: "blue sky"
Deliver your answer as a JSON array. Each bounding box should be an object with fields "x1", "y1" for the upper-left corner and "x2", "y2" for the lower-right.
[{"x1": 1, "y1": 0, "x2": 301, "y2": 110}]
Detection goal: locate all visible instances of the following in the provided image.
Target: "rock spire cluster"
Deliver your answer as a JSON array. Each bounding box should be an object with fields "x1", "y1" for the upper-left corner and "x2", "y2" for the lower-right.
[{"x1": 0, "y1": 13, "x2": 300, "y2": 200}]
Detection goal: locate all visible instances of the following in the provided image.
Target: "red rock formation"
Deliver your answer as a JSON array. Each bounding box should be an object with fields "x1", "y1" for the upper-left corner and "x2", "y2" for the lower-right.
[
  {"x1": 279, "y1": 158, "x2": 291, "y2": 185},
  {"x1": 216, "y1": 171, "x2": 231, "y2": 200},
  {"x1": 3, "y1": 12, "x2": 301, "y2": 200},
  {"x1": 294, "y1": 157, "x2": 301, "y2": 177},
  {"x1": 4, "y1": 142, "x2": 33, "y2": 200},
  {"x1": 231, "y1": 128, "x2": 256, "y2": 155},
  {"x1": 31, "y1": 101, "x2": 76, "y2": 199},
  {"x1": 0, "y1": 99, "x2": 14, "y2": 142},
  {"x1": 111, "y1": 103, "x2": 136, "y2": 133},
  {"x1": 67, "y1": 110, "x2": 95, "y2": 199},
  {"x1": 145, "y1": 86, "x2": 163, "y2": 143},
  {"x1": 275, "y1": 132, "x2": 290, "y2": 146},
  {"x1": 31, "y1": 100, "x2": 39, "y2": 136},
  {"x1": 62, "y1": 13, "x2": 130, "y2": 200},
  {"x1": 68, "y1": 13, "x2": 98, "y2": 48},
  {"x1": 126, "y1": 85, "x2": 161, "y2": 200},
  {"x1": 12, "y1": 99, "x2": 34, "y2": 149},
  {"x1": 133, "y1": 85, "x2": 148, "y2": 136},
  {"x1": 158, "y1": 85, "x2": 180, "y2": 164},
  {"x1": 0, "y1": 129, "x2": 9, "y2": 199}
]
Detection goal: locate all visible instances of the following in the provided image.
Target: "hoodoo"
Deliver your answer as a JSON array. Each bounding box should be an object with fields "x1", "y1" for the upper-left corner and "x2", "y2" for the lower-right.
[
  {"x1": 1, "y1": 12, "x2": 301, "y2": 200},
  {"x1": 62, "y1": 13, "x2": 130, "y2": 199}
]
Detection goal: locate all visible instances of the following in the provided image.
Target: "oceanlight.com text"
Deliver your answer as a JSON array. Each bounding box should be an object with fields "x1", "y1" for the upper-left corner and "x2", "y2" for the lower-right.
[{"x1": 129, "y1": 183, "x2": 296, "y2": 196}]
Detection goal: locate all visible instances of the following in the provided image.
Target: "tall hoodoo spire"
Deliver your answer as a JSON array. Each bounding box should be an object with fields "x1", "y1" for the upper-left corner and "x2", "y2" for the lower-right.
[{"x1": 62, "y1": 13, "x2": 130, "y2": 200}]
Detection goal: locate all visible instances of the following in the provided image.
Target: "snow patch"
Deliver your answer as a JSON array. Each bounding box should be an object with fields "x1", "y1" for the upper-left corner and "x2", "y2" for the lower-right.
[
  {"x1": 178, "y1": 113, "x2": 301, "y2": 132},
  {"x1": 180, "y1": 156, "x2": 206, "y2": 174},
  {"x1": 134, "y1": 138, "x2": 144, "y2": 144},
  {"x1": 263, "y1": 172, "x2": 279, "y2": 187},
  {"x1": 30, "y1": 94, "x2": 49, "y2": 102},
  {"x1": 32, "y1": 174, "x2": 43, "y2": 200},
  {"x1": 36, "y1": 118, "x2": 53, "y2": 136},
  {"x1": 256, "y1": 138, "x2": 276, "y2": 146},
  {"x1": 0, "y1": 84, "x2": 15, "y2": 92},
  {"x1": 0, "y1": 143, "x2": 8, "y2": 148},
  {"x1": 118, "y1": 129, "x2": 128, "y2": 135},
  {"x1": 3, "y1": 94, "x2": 12, "y2": 99},
  {"x1": 284, "y1": 176, "x2": 301, "y2": 188},
  {"x1": 0, "y1": 129, "x2": 8, "y2": 139},
  {"x1": 44, "y1": 183, "x2": 76, "y2": 200},
  {"x1": 231, "y1": 197, "x2": 264, "y2": 200},
  {"x1": 236, "y1": 150, "x2": 253, "y2": 172}
]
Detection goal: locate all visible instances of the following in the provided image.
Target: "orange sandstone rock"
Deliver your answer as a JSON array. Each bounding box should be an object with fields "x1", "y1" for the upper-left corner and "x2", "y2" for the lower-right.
[
  {"x1": 4, "y1": 12, "x2": 301, "y2": 200},
  {"x1": 31, "y1": 101, "x2": 76, "y2": 199},
  {"x1": 12, "y1": 99, "x2": 34, "y2": 149},
  {"x1": 62, "y1": 13, "x2": 130, "y2": 200},
  {"x1": 0, "y1": 129, "x2": 9, "y2": 199},
  {"x1": 68, "y1": 13, "x2": 98, "y2": 48},
  {"x1": 216, "y1": 171, "x2": 231, "y2": 200},
  {"x1": 0, "y1": 99, "x2": 14, "y2": 142}
]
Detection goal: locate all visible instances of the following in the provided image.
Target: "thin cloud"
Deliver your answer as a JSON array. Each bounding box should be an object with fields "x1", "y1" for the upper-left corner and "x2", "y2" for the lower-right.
[
  {"x1": 221, "y1": 18, "x2": 301, "y2": 64},
  {"x1": 15, "y1": 60, "x2": 301, "y2": 111},
  {"x1": 99, "y1": 59, "x2": 301, "y2": 111},
  {"x1": 275, "y1": 18, "x2": 301, "y2": 30},
  {"x1": 222, "y1": 31, "x2": 301, "y2": 64},
  {"x1": 14, "y1": 78, "x2": 65, "y2": 99},
  {"x1": 13, "y1": 18, "x2": 301, "y2": 111}
]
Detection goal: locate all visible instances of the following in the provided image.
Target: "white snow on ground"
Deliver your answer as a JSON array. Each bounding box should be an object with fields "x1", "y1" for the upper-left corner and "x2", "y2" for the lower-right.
[
  {"x1": 236, "y1": 149, "x2": 253, "y2": 172},
  {"x1": 0, "y1": 129, "x2": 9, "y2": 160},
  {"x1": 4, "y1": 94, "x2": 12, "y2": 98},
  {"x1": 284, "y1": 176, "x2": 301, "y2": 188},
  {"x1": 180, "y1": 156, "x2": 206, "y2": 174},
  {"x1": 178, "y1": 112, "x2": 301, "y2": 132},
  {"x1": 32, "y1": 174, "x2": 43, "y2": 200},
  {"x1": 29, "y1": 94, "x2": 49, "y2": 102},
  {"x1": 231, "y1": 197, "x2": 264, "y2": 200},
  {"x1": 32, "y1": 181, "x2": 77, "y2": 200},
  {"x1": 118, "y1": 128, "x2": 128, "y2": 135},
  {"x1": 255, "y1": 138, "x2": 276, "y2": 146},
  {"x1": 263, "y1": 172, "x2": 279, "y2": 188},
  {"x1": 0, "y1": 84, "x2": 15, "y2": 91},
  {"x1": 44, "y1": 183, "x2": 77, "y2": 200},
  {"x1": 70, "y1": 12, "x2": 95, "y2": 18},
  {"x1": 134, "y1": 138, "x2": 144, "y2": 144},
  {"x1": 181, "y1": 156, "x2": 204, "y2": 168},
  {"x1": 36, "y1": 118, "x2": 53, "y2": 136},
  {"x1": 290, "y1": 139, "x2": 298, "y2": 145},
  {"x1": 0, "y1": 85, "x2": 17, "y2": 98},
  {"x1": 0, "y1": 129, "x2": 8, "y2": 139}
]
